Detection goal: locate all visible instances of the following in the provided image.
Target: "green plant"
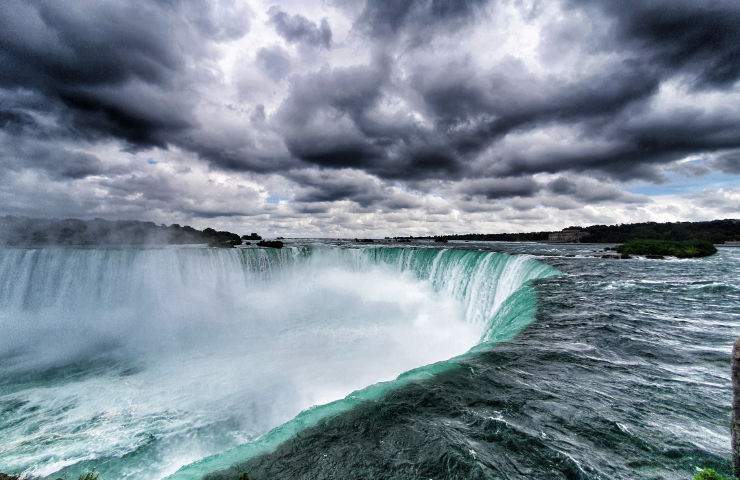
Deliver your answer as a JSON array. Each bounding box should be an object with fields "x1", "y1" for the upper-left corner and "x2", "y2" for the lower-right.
[
  {"x1": 694, "y1": 468, "x2": 734, "y2": 480},
  {"x1": 77, "y1": 472, "x2": 99, "y2": 480},
  {"x1": 615, "y1": 239, "x2": 717, "y2": 258}
]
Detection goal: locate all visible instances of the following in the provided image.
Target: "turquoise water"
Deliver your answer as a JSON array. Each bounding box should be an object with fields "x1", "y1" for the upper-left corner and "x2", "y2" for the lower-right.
[
  {"x1": 2, "y1": 242, "x2": 737, "y2": 479},
  {"x1": 0, "y1": 245, "x2": 556, "y2": 479},
  {"x1": 202, "y1": 242, "x2": 739, "y2": 480}
]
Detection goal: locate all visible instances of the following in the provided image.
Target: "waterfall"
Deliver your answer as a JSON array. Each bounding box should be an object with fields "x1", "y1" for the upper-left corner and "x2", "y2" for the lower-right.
[{"x1": 0, "y1": 246, "x2": 558, "y2": 480}]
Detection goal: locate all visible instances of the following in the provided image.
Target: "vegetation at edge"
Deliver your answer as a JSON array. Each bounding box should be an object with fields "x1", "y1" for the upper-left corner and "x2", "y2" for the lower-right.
[
  {"x1": 695, "y1": 468, "x2": 736, "y2": 480},
  {"x1": 615, "y1": 239, "x2": 717, "y2": 258},
  {"x1": 76, "y1": 473, "x2": 99, "y2": 480}
]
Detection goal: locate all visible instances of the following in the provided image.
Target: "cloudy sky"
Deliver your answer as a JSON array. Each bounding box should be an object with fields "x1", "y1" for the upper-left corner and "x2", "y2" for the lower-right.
[{"x1": 1, "y1": 0, "x2": 739, "y2": 237}]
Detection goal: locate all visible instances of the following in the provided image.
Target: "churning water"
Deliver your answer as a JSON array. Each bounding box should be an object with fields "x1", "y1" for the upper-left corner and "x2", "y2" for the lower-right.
[
  {"x1": 193, "y1": 243, "x2": 739, "y2": 480},
  {"x1": 0, "y1": 245, "x2": 556, "y2": 479}
]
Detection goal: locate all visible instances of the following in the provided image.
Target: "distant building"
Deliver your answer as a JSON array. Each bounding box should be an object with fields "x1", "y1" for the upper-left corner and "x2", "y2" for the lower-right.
[{"x1": 548, "y1": 229, "x2": 588, "y2": 243}]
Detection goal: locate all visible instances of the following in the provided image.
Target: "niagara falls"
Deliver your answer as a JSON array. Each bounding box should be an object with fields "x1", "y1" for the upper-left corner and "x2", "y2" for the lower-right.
[
  {"x1": 2, "y1": 0, "x2": 740, "y2": 478},
  {"x1": 0, "y1": 244, "x2": 556, "y2": 478},
  {"x1": 1, "y1": 235, "x2": 739, "y2": 479}
]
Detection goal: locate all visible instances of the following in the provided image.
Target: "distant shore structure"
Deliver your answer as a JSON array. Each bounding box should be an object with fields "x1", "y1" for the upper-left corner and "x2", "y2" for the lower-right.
[{"x1": 547, "y1": 228, "x2": 588, "y2": 243}]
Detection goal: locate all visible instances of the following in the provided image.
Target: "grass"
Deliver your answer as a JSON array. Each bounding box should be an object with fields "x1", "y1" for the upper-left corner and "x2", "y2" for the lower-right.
[{"x1": 615, "y1": 239, "x2": 717, "y2": 258}]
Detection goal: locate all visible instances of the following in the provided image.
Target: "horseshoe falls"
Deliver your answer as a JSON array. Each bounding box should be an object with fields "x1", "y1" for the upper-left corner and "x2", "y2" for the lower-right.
[
  {"x1": 0, "y1": 245, "x2": 555, "y2": 479},
  {"x1": 1, "y1": 243, "x2": 738, "y2": 480}
]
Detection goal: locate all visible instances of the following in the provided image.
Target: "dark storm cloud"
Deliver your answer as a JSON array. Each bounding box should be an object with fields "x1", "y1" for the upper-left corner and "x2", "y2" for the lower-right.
[
  {"x1": 382, "y1": 195, "x2": 422, "y2": 210},
  {"x1": 334, "y1": 0, "x2": 740, "y2": 184},
  {"x1": 296, "y1": 203, "x2": 331, "y2": 214},
  {"x1": 0, "y1": 92, "x2": 109, "y2": 180},
  {"x1": 289, "y1": 169, "x2": 385, "y2": 207},
  {"x1": 274, "y1": 54, "x2": 474, "y2": 181},
  {"x1": 0, "y1": 1, "x2": 176, "y2": 88},
  {"x1": 546, "y1": 177, "x2": 647, "y2": 204},
  {"x1": 178, "y1": 134, "x2": 298, "y2": 173},
  {"x1": 269, "y1": 0, "x2": 491, "y2": 182},
  {"x1": 287, "y1": 168, "x2": 427, "y2": 210},
  {"x1": 277, "y1": 0, "x2": 740, "y2": 185},
  {"x1": 549, "y1": 109, "x2": 740, "y2": 181},
  {"x1": 1, "y1": 138, "x2": 105, "y2": 179},
  {"x1": 275, "y1": 61, "x2": 389, "y2": 169},
  {"x1": 426, "y1": 65, "x2": 740, "y2": 182},
  {"x1": 429, "y1": 65, "x2": 660, "y2": 155},
  {"x1": 1, "y1": 0, "x2": 739, "y2": 224},
  {"x1": 0, "y1": 1, "x2": 185, "y2": 146},
  {"x1": 547, "y1": 177, "x2": 577, "y2": 195},
  {"x1": 707, "y1": 150, "x2": 740, "y2": 175},
  {"x1": 294, "y1": 143, "x2": 383, "y2": 170},
  {"x1": 479, "y1": 125, "x2": 725, "y2": 183},
  {"x1": 268, "y1": 7, "x2": 331, "y2": 49},
  {"x1": 0, "y1": 108, "x2": 37, "y2": 135},
  {"x1": 506, "y1": 197, "x2": 538, "y2": 212},
  {"x1": 37, "y1": 150, "x2": 105, "y2": 180},
  {"x1": 357, "y1": 0, "x2": 487, "y2": 37},
  {"x1": 187, "y1": 208, "x2": 254, "y2": 219},
  {"x1": 294, "y1": 180, "x2": 378, "y2": 205},
  {"x1": 455, "y1": 177, "x2": 541, "y2": 200},
  {"x1": 0, "y1": 0, "x2": 249, "y2": 148},
  {"x1": 392, "y1": 147, "x2": 465, "y2": 180},
  {"x1": 574, "y1": 0, "x2": 740, "y2": 88},
  {"x1": 0, "y1": 0, "x2": 296, "y2": 186},
  {"x1": 664, "y1": 161, "x2": 712, "y2": 178}
]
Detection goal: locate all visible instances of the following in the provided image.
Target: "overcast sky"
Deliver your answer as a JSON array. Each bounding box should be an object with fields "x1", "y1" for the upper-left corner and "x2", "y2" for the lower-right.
[{"x1": 1, "y1": 0, "x2": 739, "y2": 237}]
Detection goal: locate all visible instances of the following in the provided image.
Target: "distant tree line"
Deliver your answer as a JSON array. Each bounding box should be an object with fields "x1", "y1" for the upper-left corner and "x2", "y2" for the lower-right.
[
  {"x1": 407, "y1": 219, "x2": 740, "y2": 244},
  {"x1": 393, "y1": 231, "x2": 551, "y2": 242},
  {"x1": 574, "y1": 219, "x2": 739, "y2": 243},
  {"x1": 0, "y1": 216, "x2": 249, "y2": 247}
]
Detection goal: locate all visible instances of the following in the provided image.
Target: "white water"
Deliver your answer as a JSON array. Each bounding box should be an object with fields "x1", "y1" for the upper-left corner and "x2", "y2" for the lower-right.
[{"x1": 0, "y1": 246, "x2": 554, "y2": 479}]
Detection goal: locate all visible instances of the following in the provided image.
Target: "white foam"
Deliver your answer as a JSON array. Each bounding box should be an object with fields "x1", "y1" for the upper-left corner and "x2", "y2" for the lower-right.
[{"x1": 0, "y1": 248, "x2": 480, "y2": 479}]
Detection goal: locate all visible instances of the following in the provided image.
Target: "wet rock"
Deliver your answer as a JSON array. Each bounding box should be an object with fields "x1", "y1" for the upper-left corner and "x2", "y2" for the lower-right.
[{"x1": 257, "y1": 240, "x2": 284, "y2": 249}]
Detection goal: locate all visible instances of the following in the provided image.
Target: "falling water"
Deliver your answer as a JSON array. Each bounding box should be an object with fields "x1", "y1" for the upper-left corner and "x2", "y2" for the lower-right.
[{"x1": 0, "y1": 245, "x2": 556, "y2": 479}]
